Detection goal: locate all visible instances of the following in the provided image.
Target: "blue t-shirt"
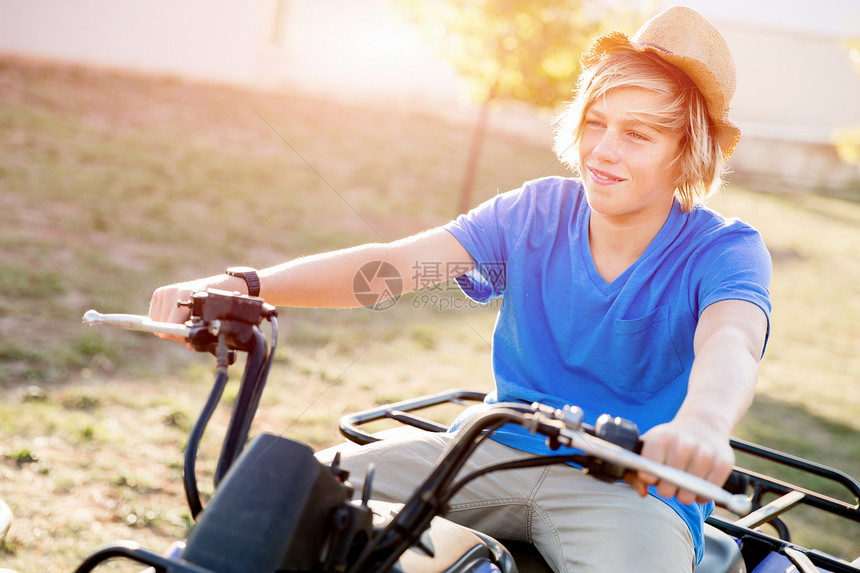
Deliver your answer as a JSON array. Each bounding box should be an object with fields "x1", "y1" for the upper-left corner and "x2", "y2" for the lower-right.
[{"x1": 443, "y1": 176, "x2": 772, "y2": 563}]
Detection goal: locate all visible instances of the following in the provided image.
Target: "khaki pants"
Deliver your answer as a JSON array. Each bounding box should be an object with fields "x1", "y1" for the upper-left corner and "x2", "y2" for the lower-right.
[{"x1": 317, "y1": 427, "x2": 695, "y2": 573}]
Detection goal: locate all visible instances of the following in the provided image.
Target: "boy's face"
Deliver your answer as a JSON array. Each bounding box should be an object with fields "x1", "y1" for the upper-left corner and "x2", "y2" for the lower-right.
[{"x1": 578, "y1": 87, "x2": 682, "y2": 223}]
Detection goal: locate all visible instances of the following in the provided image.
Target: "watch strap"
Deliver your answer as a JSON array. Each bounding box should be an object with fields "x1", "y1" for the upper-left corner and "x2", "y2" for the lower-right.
[{"x1": 226, "y1": 267, "x2": 261, "y2": 297}]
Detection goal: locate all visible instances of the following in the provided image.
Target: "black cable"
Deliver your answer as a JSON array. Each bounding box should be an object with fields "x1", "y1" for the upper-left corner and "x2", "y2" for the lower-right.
[
  {"x1": 215, "y1": 327, "x2": 267, "y2": 485},
  {"x1": 184, "y1": 311, "x2": 279, "y2": 519},
  {"x1": 184, "y1": 366, "x2": 229, "y2": 519},
  {"x1": 242, "y1": 315, "x2": 278, "y2": 445}
]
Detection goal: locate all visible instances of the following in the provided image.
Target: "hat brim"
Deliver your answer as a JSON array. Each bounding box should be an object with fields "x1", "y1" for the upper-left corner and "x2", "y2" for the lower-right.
[{"x1": 581, "y1": 31, "x2": 741, "y2": 161}]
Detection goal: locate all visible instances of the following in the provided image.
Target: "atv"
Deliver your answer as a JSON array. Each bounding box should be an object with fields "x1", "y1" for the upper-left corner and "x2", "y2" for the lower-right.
[{"x1": 61, "y1": 289, "x2": 860, "y2": 573}]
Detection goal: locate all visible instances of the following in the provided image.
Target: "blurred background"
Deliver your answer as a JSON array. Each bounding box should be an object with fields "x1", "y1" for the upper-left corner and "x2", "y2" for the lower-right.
[
  {"x1": 2, "y1": 0, "x2": 859, "y2": 190},
  {"x1": 0, "y1": 0, "x2": 859, "y2": 570}
]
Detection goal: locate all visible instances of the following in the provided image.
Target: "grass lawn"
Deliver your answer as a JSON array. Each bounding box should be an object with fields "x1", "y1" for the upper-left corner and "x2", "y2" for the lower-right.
[{"x1": 0, "y1": 56, "x2": 858, "y2": 570}]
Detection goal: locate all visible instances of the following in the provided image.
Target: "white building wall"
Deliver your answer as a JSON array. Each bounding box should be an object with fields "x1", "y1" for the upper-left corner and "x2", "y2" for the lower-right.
[
  {"x1": 0, "y1": 0, "x2": 259, "y2": 83},
  {"x1": 670, "y1": 0, "x2": 860, "y2": 190},
  {"x1": 724, "y1": 24, "x2": 860, "y2": 143},
  {"x1": 721, "y1": 23, "x2": 860, "y2": 190}
]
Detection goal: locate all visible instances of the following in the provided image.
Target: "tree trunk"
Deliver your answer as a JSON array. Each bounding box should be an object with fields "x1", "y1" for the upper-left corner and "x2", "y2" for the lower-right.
[{"x1": 457, "y1": 97, "x2": 493, "y2": 215}]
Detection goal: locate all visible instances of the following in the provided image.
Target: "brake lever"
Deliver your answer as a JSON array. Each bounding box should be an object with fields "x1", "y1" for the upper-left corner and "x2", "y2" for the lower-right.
[
  {"x1": 557, "y1": 426, "x2": 752, "y2": 516},
  {"x1": 83, "y1": 309, "x2": 192, "y2": 339}
]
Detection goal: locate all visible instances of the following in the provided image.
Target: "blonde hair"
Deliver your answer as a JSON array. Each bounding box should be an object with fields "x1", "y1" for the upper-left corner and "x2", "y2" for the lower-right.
[{"x1": 553, "y1": 45, "x2": 724, "y2": 211}]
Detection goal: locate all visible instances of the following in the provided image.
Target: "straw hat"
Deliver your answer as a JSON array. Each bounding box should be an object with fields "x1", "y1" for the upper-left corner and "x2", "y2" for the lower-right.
[{"x1": 581, "y1": 5, "x2": 741, "y2": 160}]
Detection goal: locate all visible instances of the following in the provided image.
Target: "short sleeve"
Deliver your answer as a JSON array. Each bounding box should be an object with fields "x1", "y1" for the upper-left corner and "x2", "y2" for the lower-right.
[
  {"x1": 443, "y1": 184, "x2": 536, "y2": 302},
  {"x1": 695, "y1": 224, "x2": 773, "y2": 352}
]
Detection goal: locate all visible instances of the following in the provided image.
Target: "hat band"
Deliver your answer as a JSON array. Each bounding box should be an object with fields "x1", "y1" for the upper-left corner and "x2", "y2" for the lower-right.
[{"x1": 633, "y1": 41, "x2": 672, "y2": 55}]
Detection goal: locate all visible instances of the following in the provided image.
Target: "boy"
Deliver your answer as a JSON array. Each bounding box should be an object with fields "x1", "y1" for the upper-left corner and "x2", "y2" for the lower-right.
[{"x1": 150, "y1": 7, "x2": 771, "y2": 570}]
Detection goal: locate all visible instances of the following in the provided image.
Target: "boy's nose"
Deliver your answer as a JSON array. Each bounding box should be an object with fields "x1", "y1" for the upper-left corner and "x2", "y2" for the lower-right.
[{"x1": 593, "y1": 132, "x2": 620, "y2": 162}]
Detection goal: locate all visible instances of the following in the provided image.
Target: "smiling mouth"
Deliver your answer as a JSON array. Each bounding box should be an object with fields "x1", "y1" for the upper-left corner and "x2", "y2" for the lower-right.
[{"x1": 587, "y1": 166, "x2": 625, "y2": 184}]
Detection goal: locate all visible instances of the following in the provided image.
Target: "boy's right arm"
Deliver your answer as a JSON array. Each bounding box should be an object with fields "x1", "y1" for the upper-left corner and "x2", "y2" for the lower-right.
[{"x1": 148, "y1": 227, "x2": 473, "y2": 339}]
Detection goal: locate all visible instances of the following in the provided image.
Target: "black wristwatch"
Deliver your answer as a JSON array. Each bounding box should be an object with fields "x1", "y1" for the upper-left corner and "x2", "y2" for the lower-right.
[{"x1": 225, "y1": 266, "x2": 261, "y2": 297}]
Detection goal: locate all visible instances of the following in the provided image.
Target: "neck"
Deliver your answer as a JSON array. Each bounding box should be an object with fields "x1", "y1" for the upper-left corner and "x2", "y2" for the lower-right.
[{"x1": 588, "y1": 204, "x2": 674, "y2": 283}]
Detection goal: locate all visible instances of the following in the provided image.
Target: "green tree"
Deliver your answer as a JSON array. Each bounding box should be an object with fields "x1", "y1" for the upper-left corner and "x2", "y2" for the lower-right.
[{"x1": 393, "y1": 0, "x2": 645, "y2": 213}]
